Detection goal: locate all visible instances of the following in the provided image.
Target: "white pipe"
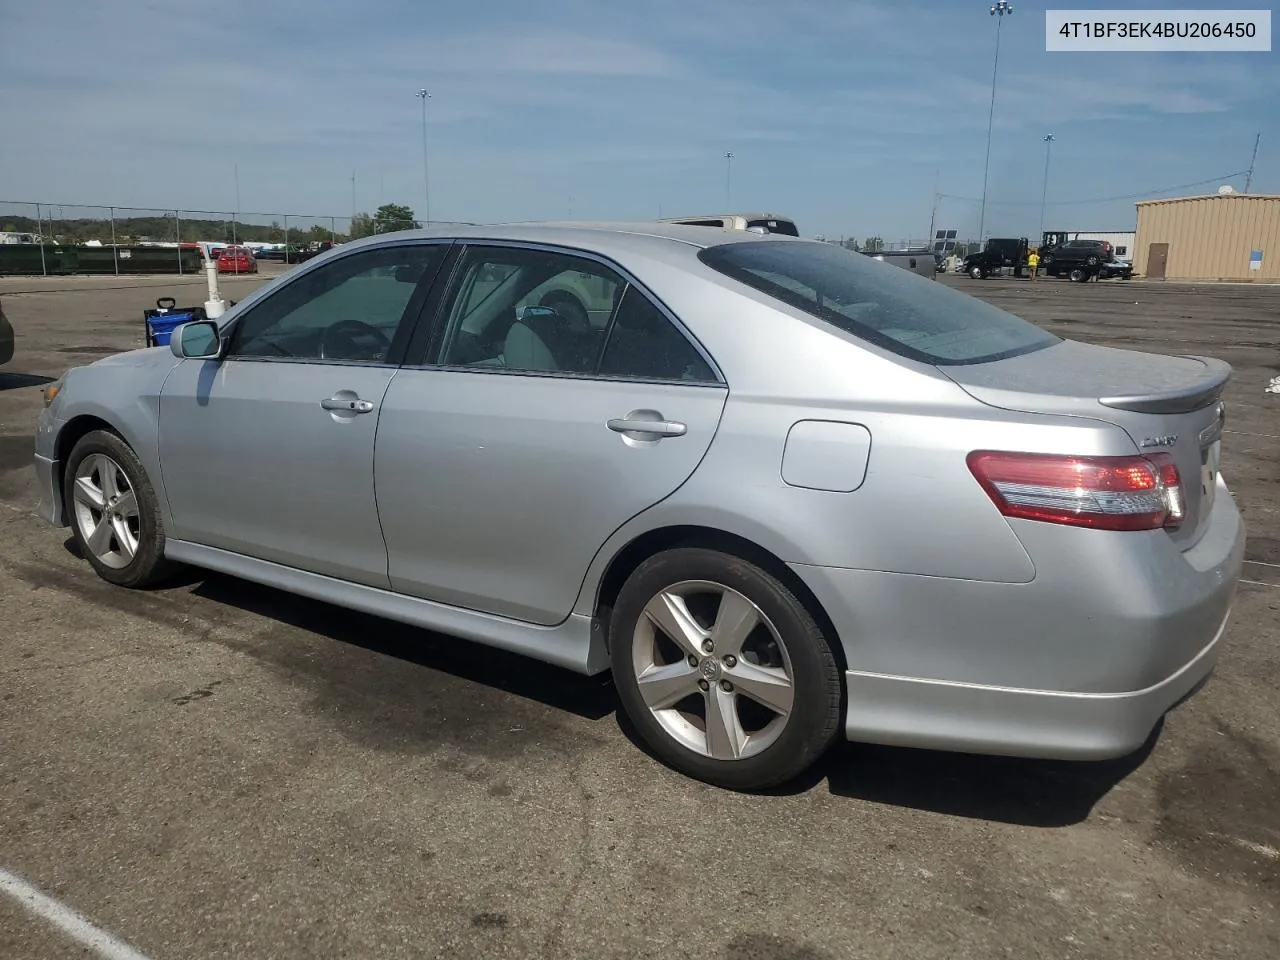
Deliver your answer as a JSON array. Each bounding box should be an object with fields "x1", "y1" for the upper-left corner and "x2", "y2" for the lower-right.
[{"x1": 204, "y1": 256, "x2": 226, "y2": 319}]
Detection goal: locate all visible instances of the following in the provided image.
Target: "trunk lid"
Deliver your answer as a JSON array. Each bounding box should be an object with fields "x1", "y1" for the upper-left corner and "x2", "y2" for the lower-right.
[{"x1": 941, "y1": 339, "x2": 1229, "y2": 548}]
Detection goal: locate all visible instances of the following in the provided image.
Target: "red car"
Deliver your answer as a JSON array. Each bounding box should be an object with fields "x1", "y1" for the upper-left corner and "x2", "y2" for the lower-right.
[{"x1": 216, "y1": 245, "x2": 258, "y2": 274}]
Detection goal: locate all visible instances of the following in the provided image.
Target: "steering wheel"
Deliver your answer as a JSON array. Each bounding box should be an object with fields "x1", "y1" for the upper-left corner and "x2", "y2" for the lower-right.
[{"x1": 320, "y1": 318, "x2": 392, "y2": 361}]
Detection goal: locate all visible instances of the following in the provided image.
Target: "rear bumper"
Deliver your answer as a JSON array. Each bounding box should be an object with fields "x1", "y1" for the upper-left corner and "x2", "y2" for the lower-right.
[
  {"x1": 841, "y1": 620, "x2": 1224, "y2": 760},
  {"x1": 790, "y1": 478, "x2": 1245, "y2": 760}
]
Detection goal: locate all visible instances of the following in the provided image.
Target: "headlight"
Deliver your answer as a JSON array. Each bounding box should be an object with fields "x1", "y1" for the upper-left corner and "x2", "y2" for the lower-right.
[{"x1": 42, "y1": 378, "x2": 63, "y2": 407}]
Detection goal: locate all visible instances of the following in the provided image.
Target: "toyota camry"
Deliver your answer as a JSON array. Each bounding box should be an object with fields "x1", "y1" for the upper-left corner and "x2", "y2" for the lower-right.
[{"x1": 34, "y1": 222, "x2": 1244, "y2": 791}]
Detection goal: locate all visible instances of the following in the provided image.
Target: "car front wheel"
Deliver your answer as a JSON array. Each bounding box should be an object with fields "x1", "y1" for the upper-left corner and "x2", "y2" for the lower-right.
[
  {"x1": 610, "y1": 547, "x2": 842, "y2": 791},
  {"x1": 969, "y1": 266, "x2": 985, "y2": 279},
  {"x1": 64, "y1": 429, "x2": 175, "y2": 588}
]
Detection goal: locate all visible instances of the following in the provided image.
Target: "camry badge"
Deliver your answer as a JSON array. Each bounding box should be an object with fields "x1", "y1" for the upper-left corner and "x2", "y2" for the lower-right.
[{"x1": 1140, "y1": 435, "x2": 1178, "y2": 448}]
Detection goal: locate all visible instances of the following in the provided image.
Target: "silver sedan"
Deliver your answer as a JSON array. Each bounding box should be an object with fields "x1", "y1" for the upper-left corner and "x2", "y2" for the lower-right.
[{"x1": 33, "y1": 223, "x2": 1245, "y2": 790}]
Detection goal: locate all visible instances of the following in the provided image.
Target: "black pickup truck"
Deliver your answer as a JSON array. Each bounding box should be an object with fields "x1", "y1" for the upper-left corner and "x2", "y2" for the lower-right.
[{"x1": 960, "y1": 238, "x2": 1028, "y2": 279}]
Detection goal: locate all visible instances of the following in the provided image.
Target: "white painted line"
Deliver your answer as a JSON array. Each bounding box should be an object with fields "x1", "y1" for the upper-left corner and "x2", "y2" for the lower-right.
[
  {"x1": 1240, "y1": 579, "x2": 1279, "y2": 589},
  {"x1": 1243, "y1": 559, "x2": 1280, "y2": 569},
  {"x1": 0, "y1": 866, "x2": 153, "y2": 960}
]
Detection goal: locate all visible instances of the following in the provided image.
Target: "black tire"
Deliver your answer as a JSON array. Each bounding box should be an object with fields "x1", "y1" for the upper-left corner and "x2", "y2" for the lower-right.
[
  {"x1": 1086, "y1": 255, "x2": 1100, "y2": 266},
  {"x1": 63, "y1": 429, "x2": 176, "y2": 588},
  {"x1": 609, "y1": 547, "x2": 843, "y2": 791},
  {"x1": 969, "y1": 265, "x2": 985, "y2": 280},
  {"x1": 1069, "y1": 268, "x2": 1086, "y2": 282}
]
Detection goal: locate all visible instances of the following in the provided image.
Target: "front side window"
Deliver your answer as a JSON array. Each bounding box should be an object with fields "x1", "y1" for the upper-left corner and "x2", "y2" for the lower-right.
[
  {"x1": 227, "y1": 244, "x2": 444, "y2": 362},
  {"x1": 699, "y1": 240, "x2": 1058, "y2": 366}
]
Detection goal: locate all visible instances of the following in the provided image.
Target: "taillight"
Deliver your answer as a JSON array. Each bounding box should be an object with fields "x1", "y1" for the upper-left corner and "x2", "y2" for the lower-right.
[{"x1": 967, "y1": 451, "x2": 1185, "y2": 532}]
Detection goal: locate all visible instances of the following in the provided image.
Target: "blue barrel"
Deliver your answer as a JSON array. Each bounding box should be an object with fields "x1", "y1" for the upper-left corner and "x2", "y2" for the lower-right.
[{"x1": 144, "y1": 298, "x2": 203, "y2": 347}]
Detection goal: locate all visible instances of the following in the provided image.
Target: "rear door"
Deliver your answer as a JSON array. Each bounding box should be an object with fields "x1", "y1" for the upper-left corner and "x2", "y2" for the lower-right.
[{"x1": 374, "y1": 242, "x2": 728, "y2": 625}]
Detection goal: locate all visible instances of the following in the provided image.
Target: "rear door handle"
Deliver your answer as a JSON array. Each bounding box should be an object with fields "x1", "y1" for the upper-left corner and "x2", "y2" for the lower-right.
[
  {"x1": 321, "y1": 396, "x2": 374, "y2": 414},
  {"x1": 607, "y1": 417, "x2": 687, "y2": 438}
]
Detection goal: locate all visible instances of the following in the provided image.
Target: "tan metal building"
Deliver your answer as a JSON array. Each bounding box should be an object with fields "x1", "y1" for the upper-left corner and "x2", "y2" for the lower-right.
[{"x1": 1134, "y1": 193, "x2": 1280, "y2": 282}]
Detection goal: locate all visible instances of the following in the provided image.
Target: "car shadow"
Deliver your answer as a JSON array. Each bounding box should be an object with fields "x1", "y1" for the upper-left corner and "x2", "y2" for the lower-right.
[
  {"x1": 65, "y1": 540, "x2": 1154, "y2": 823},
  {"x1": 614, "y1": 699, "x2": 1156, "y2": 827},
  {"x1": 186, "y1": 571, "x2": 618, "y2": 723},
  {"x1": 805, "y1": 733, "x2": 1157, "y2": 827},
  {"x1": 0, "y1": 372, "x2": 56, "y2": 391}
]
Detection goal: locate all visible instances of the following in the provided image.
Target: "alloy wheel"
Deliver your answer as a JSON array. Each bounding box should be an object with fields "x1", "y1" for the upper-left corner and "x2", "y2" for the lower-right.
[
  {"x1": 71, "y1": 453, "x2": 140, "y2": 569},
  {"x1": 631, "y1": 580, "x2": 795, "y2": 761}
]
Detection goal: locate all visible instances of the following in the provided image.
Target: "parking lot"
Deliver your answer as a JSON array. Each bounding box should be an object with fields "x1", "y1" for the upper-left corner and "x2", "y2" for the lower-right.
[{"x1": 1, "y1": 268, "x2": 1277, "y2": 959}]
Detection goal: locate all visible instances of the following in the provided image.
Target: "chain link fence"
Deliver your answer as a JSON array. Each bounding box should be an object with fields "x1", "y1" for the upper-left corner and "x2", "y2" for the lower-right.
[{"x1": 0, "y1": 201, "x2": 475, "y2": 276}]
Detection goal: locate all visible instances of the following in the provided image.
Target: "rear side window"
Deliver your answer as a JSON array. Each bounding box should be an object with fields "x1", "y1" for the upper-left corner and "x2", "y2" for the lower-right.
[
  {"x1": 599, "y1": 286, "x2": 716, "y2": 382},
  {"x1": 699, "y1": 240, "x2": 1058, "y2": 366}
]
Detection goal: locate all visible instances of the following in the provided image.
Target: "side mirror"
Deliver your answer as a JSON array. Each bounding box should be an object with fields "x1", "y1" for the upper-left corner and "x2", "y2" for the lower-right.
[{"x1": 170, "y1": 320, "x2": 223, "y2": 359}]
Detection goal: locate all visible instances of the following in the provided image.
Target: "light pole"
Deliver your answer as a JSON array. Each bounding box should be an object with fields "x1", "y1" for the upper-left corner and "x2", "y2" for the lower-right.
[
  {"x1": 417, "y1": 89, "x2": 432, "y2": 227},
  {"x1": 724, "y1": 152, "x2": 734, "y2": 208},
  {"x1": 1038, "y1": 134, "x2": 1055, "y2": 240},
  {"x1": 977, "y1": 1, "x2": 1012, "y2": 246}
]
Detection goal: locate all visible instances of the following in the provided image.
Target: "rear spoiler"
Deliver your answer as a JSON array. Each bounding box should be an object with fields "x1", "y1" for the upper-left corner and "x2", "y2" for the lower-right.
[{"x1": 1098, "y1": 355, "x2": 1231, "y2": 414}]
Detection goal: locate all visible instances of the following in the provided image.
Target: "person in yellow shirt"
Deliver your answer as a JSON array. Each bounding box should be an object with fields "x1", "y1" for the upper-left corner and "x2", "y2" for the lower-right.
[{"x1": 1028, "y1": 248, "x2": 1040, "y2": 280}]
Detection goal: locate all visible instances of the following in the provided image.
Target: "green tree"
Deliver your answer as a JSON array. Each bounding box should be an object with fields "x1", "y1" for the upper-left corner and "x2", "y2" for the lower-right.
[
  {"x1": 373, "y1": 202, "x2": 417, "y2": 233},
  {"x1": 862, "y1": 236, "x2": 884, "y2": 253},
  {"x1": 349, "y1": 212, "x2": 375, "y2": 239}
]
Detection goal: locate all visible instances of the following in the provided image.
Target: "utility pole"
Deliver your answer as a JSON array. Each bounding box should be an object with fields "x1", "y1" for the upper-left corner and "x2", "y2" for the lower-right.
[
  {"x1": 978, "y1": 1, "x2": 1013, "y2": 246},
  {"x1": 926, "y1": 168, "x2": 940, "y2": 254},
  {"x1": 417, "y1": 89, "x2": 432, "y2": 227},
  {"x1": 725, "y1": 152, "x2": 734, "y2": 208},
  {"x1": 351, "y1": 170, "x2": 356, "y2": 224},
  {"x1": 1039, "y1": 133, "x2": 1056, "y2": 239},
  {"x1": 1245, "y1": 132, "x2": 1261, "y2": 193}
]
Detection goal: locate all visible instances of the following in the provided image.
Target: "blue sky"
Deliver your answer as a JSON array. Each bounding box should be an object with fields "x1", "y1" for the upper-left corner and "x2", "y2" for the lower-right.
[{"x1": 0, "y1": 0, "x2": 1275, "y2": 240}]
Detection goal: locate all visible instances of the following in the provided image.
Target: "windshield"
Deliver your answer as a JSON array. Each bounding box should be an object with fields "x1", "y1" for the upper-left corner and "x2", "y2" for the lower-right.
[{"x1": 698, "y1": 240, "x2": 1058, "y2": 365}]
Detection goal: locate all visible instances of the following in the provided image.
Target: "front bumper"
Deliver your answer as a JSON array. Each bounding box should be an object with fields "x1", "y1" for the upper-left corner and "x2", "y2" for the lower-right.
[
  {"x1": 790, "y1": 479, "x2": 1245, "y2": 760},
  {"x1": 35, "y1": 452, "x2": 63, "y2": 526},
  {"x1": 34, "y1": 407, "x2": 65, "y2": 527}
]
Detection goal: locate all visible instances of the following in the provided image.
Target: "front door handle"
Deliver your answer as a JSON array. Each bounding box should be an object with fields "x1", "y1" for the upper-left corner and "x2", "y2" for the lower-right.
[
  {"x1": 321, "y1": 396, "x2": 374, "y2": 414},
  {"x1": 607, "y1": 417, "x2": 687, "y2": 438}
]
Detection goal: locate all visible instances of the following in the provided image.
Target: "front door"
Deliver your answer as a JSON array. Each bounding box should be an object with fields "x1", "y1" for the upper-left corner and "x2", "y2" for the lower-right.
[
  {"x1": 1147, "y1": 242, "x2": 1169, "y2": 280},
  {"x1": 374, "y1": 243, "x2": 729, "y2": 625},
  {"x1": 158, "y1": 242, "x2": 448, "y2": 587}
]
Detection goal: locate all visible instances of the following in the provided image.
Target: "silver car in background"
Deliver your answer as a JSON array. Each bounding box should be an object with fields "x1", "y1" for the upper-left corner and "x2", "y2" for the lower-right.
[{"x1": 34, "y1": 222, "x2": 1244, "y2": 791}]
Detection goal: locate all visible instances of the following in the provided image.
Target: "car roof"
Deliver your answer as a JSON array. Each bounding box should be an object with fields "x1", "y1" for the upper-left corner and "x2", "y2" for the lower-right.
[{"x1": 337, "y1": 220, "x2": 806, "y2": 261}]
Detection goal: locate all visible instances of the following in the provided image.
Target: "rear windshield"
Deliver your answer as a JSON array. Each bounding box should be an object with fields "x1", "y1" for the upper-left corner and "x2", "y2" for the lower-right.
[{"x1": 698, "y1": 240, "x2": 1059, "y2": 365}]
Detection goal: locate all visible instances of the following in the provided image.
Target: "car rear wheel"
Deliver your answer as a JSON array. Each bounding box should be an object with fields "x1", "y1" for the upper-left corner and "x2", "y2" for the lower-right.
[
  {"x1": 609, "y1": 547, "x2": 842, "y2": 791},
  {"x1": 65, "y1": 430, "x2": 175, "y2": 588},
  {"x1": 969, "y1": 266, "x2": 985, "y2": 280},
  {"x1": 1069, "y1": 267, "x2": 1087, "y2": 282}
]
